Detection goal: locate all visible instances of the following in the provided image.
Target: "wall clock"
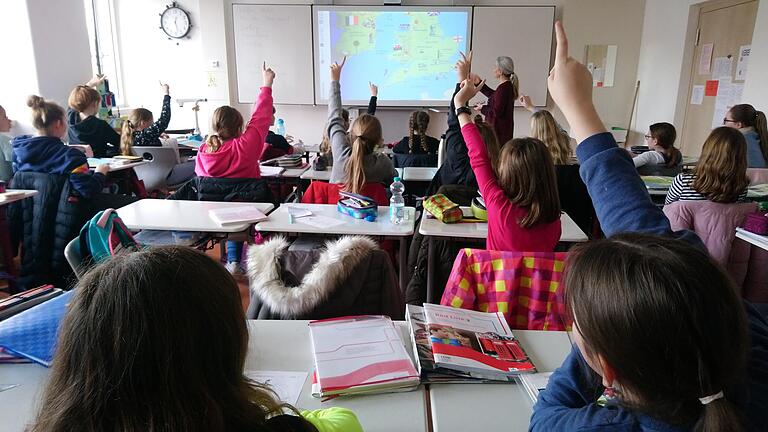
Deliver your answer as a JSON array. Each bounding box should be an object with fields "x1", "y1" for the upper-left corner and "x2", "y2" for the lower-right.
[{"x1": 160, "y1": 2, "x2": 192, "y2": 40}]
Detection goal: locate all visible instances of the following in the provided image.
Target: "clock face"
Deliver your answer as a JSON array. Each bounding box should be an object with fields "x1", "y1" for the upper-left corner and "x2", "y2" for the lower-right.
[{"x1": 161, "y1": 7, "x2": 190, "y2": 39}]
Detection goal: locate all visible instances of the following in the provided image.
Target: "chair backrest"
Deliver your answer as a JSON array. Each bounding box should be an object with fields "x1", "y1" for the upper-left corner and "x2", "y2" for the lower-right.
[
  {"x1": 393, "y1": 152, "x2": 438, "y2": 168},
  {"x1": 68, "y1": 144, "x2": 94, "y2": 158},
  {"x1": 441, "y1": 248, "x2": 570, "y2": 331},
  {"x1": 301, "y1": 181, "x2": 389, "y2": 206},
  {"x1": 747, "y1": 168, "x2": 768, "y2": 185},
  {"x1": 133, "y1": 146, "x2": 179, "y2": 192},
  {"x1": 64, "y1": 237, "x2": 85, "y2": 280},
  {"x1": 663, "y1": 200, "x2": 757, "y2": 265},
  {"x1": 636, "y1": 163, "x2": 682, "y2": 177}
]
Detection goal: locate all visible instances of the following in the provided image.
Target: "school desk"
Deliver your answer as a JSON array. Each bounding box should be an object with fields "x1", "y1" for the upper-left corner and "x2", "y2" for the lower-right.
[
  {"x1": 300, "y1": 168, "x2": 332, "y2": 182},
  {"x1": 0, "y1": 320, "x2": 429, "y2": 432},
  {"x1": 87, "y1": 157, "x2": 149, "y2": 172},
  {"x1": 642, "y1": 176, "x2": 768, "y2": 199},
  {"x1": 429, "y1": 329, "x2": 572, "y2": 432},
  {"x1": 418, "y1": 209, "x2": 589, "y2": 303},
  {"x1": 0, "y1": 190, "x2": 38, "y2": 292},
  {"x1": 255, "y1": 203, "x2": 416, "y2": 290},
  {"x1": 735, "y1": 228, "x2": 768, "y2": 252}
]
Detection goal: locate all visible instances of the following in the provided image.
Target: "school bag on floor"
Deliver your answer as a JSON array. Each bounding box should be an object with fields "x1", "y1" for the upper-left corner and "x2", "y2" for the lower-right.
[{"x1": 78, "y1": 208, "x2": 141, "y2": 265}]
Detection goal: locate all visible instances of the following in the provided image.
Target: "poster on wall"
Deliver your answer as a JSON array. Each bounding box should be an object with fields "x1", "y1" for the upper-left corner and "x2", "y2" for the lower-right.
[
  {"x1": 698, "y1": 43, "x2": 714, "y2": 74},
  {"x1": 712, "y1": 57, "x2": 733, "y2": 80},
  {"x1": 711, "y1": 79, "x2": 744, "y2": 129},
  {"x1": 690, "y1": 85, "x2": 705, "y2": 105},
  {"x1": 736, "y1": 45, "x2": 751, "y2": 81}
]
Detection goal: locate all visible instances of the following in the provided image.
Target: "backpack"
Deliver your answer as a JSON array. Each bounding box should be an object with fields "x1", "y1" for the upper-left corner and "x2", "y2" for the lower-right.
[{"x1": 78, "y1": 209, "x2": 142, "y2": 265}]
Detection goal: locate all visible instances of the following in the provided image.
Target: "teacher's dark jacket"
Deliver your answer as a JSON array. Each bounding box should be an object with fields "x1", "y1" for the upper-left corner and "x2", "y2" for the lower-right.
[{"x1": 481, "y1": 80, "x2": 516, "y2": 146}]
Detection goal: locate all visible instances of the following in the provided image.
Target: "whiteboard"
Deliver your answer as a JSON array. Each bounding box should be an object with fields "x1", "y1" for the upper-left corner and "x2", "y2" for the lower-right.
[
  {"x1": 231, "y1": 4, "x2": 314, "y2": 104},
  {"x1": 470, "y1": 7, "x2": 554, "y2": 107}
]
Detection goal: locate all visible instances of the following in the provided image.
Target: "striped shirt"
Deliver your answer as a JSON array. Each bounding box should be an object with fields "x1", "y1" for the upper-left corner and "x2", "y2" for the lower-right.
[{"x1": 664, "y1": 172, "x2": 748, "y2": 205}]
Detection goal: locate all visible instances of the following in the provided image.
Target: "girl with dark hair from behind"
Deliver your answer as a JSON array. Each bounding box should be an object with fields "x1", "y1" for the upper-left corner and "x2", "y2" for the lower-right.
[
  {"x1": 633, "y1": 122, "x2": 682, "y2": 170},
  {"x1": 393, "y1": 110, "x2": 440, "y2": 157},
  {"x1": 724, "y1": 103, "x2": 768, "y2": 168},
  {"x1": 528, "y1": 20, "x2": 768, "y2": 432},
  {"x1": 29, "y1": 246, "x2": 362, "y2": 432}
]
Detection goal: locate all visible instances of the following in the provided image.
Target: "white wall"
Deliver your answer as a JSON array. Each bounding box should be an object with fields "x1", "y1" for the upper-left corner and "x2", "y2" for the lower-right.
[
  {"x1": 0, "y1": 0, "x2": 38, "y2": 132},
  {"x1": 742, "y1": 0, "x2": 768, "y2": 105}
]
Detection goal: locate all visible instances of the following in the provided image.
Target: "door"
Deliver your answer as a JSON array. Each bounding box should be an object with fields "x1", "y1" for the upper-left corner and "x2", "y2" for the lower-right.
[{"x1": 680, "y1": 0, "x2": 758, "y2": 157}]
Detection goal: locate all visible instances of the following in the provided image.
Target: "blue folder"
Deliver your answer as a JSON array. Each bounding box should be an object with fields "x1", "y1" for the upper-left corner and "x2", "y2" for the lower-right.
[{"x1": 0, "y1": 290, "x2": 73, "y2": 367}]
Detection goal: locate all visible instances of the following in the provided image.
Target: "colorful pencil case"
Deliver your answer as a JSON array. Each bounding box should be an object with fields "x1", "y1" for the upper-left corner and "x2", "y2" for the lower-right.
[
  {"x1": 337, "y1": 192, "x2": 377, "y2": 222},
  {"x1": 424, "y1": 194, "x2": 463, "y2": 223}
]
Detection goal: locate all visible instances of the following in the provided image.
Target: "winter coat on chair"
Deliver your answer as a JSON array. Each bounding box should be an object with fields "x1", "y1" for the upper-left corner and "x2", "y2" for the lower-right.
[
  {"x1": 168, "y1": 176, "x2": 274, "y2": 204},
  {"x1": 9, "y1": 172, "x2": 87, "y2": 291},
  {"x1": 246, "y1": 236, "x2": 403, "y2": 320}
]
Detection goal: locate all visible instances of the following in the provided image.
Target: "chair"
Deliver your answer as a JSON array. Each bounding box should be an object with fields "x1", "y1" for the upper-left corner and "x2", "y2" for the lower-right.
[
  {"x1": 64, "y1": 237, "x2": 85, "y2": 280},
  {"x1": 133, "y1": 146, "x2": 181, "y2": 192},
  {"x1": 246, "y1": 236, "x2": 403, "y2": 320},
  {"x1": 440, "y1": 248, "x2": 570, "y2": 330},
  {"x1": 392, "y1": 153, "x2": 438, "y2": 168},
  {"x1": 67, "y1": 144, "x2": 94, "y2": 158},
  {"x1": 301, "y1": 181, "x2": 389, "y2": 206},
  {"x1": 747, "y1": 168, "x2": 768, "y2": 185}
]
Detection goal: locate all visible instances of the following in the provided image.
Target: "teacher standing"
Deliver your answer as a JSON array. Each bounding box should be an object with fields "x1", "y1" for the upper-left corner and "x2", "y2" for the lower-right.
[{"x1": 474, "y1": 56, "x2": 519, "y2": 146}]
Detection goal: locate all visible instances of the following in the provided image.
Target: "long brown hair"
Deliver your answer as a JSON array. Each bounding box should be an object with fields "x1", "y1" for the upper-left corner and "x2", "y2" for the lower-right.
[
  {"x1": 496, "y1": 137, "x2": 560, "y2": 228},
  {"x1": 729, "y1": 104, "x2": 768, "y2": 162},
  {"x1": 474, "y1": 115, "x2": 501, "y2": 174},
  {"x1": 693, "y1": 127, "x2": 749, "y2": 203},
  {"x1": 565, "y1": 233, "x2": 747, "y2": 432},
  {"x1": 648, "y1": 122, "x2": 681, "y2": 168},
  {"x1": 408, "y1": 110, "x2": 430, "y2": 153},
  {"x1": 320, "y1": 108, "x2": 350, "y2": 154},
  {"x1": 68, "y1": 85, "x2": 101, "y2": 113},
  {"x1": 206, "y1": 106, "x2": 244, "y2": 153},
  {"x1": 530, "y1": 110, "x2": 571, "y2": 165},
  {"x1": 120, "y1": 108, "x2": 153, "y2": 156},
  {"x1": 344, "y1": 114, "x2": 381, "y2": 194},
  {"x1": 27, "y1": 95, "x2": 65, "y2": 134},
  {"x1": 31, "y1": 247, "x2": 301, "y2": 432}
]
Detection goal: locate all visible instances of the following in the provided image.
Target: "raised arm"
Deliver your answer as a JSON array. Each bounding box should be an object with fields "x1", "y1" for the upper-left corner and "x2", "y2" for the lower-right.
[
  {"x1": 367, "y1": 82, "x2": 378, "y2": 115},
  {"x1": 135, "y1": 85, "x2": 172, "y2": 143},
  {"x1": 328, "y1": 57, "x2": 351, "y2": 171},
  {"x1": 235, "y1": 63, "x2": 274, "y2": 154}
]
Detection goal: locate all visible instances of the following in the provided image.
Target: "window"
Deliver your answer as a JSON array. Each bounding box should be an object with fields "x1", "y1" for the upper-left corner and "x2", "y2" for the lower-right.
[{"x1": 82, "y1": 0, "x2": 125, "y2": 105}]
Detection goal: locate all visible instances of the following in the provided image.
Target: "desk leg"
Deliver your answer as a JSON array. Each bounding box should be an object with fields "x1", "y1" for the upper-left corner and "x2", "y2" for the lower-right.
[
  {"x1": 399, "y1": 237, "x2": 408, "y2": 293},
  {"x1": 426, "y1": 236, "x2": 435, "y2": 304},
  {"x1": 0, "y1": 206, "x2": 16, "y2": 292}
]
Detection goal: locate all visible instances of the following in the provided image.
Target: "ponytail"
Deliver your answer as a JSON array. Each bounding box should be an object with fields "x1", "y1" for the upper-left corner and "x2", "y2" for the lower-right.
[
  {"x1": 27, "y1": 95, "x2": 65, "y2": 135},
  {"x1": 206, "y1": 105, "x2": 244, "y2": 154},
  {"x1": 205, "y1": 135, "x2": 225, "y2": 153},
  {"x1": 408, "y1": 111, "x2": 431, "y2": 154},
  {"x1": 120, "y1": 120, "x2": 135, "y2": 156},
  {"x1": 344, "y1": 136, "x2": 367, "y2": 194},
  {"x1": 510, "y1": 73, "x2": 520, "y2": 100},
  {"x1": 695, "y1": 396, "x2": 743, "y2": 432},
  {"x1": 755, "y1": 110, "x2": 768, "y2": 163}
]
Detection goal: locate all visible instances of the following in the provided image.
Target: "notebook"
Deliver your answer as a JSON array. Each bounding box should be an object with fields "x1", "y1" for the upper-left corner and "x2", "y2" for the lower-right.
[
  {"x1": 208, "y1": 206, "x2": 268, "y2": 226},
  {"x1": 0, "y1": 290, "x2": 73, "y2": 367},
  {"x1": 0, "y1": 285, "x2": 63, "y2": 321},
  {"x1": 309, "y1": 315, "x2": 420, "y2": 397}
]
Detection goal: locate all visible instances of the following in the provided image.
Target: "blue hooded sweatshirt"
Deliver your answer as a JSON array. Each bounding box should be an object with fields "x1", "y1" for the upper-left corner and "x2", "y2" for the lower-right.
[
  {"x1": 11, "y1": 135, "x2": 105, "y2": 198},
  {"x1": 528, "y1": 132, "x2": 768, "y2": 432}
]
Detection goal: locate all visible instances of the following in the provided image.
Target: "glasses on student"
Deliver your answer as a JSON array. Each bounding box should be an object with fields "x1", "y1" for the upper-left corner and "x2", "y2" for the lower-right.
[{"x1": 723, "y1": 118, "x2": 737, "y2": 124}]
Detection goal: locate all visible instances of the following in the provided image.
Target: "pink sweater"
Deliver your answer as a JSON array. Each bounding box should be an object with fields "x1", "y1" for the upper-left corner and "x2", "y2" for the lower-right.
[
  {"x1": 195, "y1": 87, "x2": 272, "y2": 178},
  {"x1": 462, "y1": 123, "x2": 561, "y2": 252}
]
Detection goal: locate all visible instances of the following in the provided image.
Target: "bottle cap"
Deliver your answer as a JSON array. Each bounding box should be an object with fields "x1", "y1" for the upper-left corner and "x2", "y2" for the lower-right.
[{"x1": 394, "y1": 177, "x2": 401, "y2": 182}]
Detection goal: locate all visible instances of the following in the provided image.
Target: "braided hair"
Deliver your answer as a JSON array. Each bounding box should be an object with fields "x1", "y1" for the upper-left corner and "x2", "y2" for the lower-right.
[{"x1": 408, "y1": 111, "x2": 431, "y2": 154}]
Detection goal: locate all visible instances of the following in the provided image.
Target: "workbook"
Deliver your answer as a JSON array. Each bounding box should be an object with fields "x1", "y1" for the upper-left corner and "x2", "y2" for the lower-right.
[
  {"x1": 519, "y1": 371, "x2": 553, "y2": 403},
  {"x1": 208, "y1": 206, "x2": 268, "y2": 226},
  {"x1": 421, "y1": 304, "x2": 536, "y2": 381},
  {"x1": 308, "y1": 315, "x2": 420, "y2": 397}
]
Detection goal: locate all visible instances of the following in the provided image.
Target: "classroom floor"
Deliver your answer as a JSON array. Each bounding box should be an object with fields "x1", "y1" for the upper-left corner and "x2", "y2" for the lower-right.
[{"x1": 205, "y1": 243, "x2": 251, "y2": 312}]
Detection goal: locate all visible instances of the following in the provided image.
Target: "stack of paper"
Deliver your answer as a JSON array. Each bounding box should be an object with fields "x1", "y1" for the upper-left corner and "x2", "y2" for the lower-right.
[{"x1": 209, "y1": 206, "x2": 268, "y2": 226}]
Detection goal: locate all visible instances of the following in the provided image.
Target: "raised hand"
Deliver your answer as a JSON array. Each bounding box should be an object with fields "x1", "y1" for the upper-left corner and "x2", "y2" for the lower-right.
[
  {"x1": 456, "y1": 51, "x2": 472, "y2": 81},
  {"x1": 473, "y1": 102, "x2": 484, "y2": 112},
  {"x1": 454, "y1": 74, "x2": 486, "y2": 107},
  {"x1": 330, "y1": 56, "x2": 346, "y2": 82},
  {"x1": 262, "y1": 62, "x2": 276, "y2": 87},
  {"x1": 369, "y1": 81, "x2": 378, "y2": 97},
  {"x1": 86, "y1": 74, "x2": 106, "y2": 88},
  {"x1": 159, "y1": 81, "x2": 170, "y2": 95},
  {"x1": 518, "y1": 95, "x2": 534, "y2": 112},
  {"x1": 547, "y1": 21, "x2": 603, "y2": 141}
]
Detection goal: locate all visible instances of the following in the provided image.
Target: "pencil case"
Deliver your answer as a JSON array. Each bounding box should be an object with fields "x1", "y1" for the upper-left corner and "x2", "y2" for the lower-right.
[
  {"x1": 337, "y1": 192, "x2": 377, "y2": 222},
  {"x1": 424, "y1": 194, "x2": 463, "y2": 223},
  {"x1": 743, "y1": 212, "x2": 768, "y2": 235},
  {"x1": 471, "y1": 197, "x2": 488, "y2": 221}
]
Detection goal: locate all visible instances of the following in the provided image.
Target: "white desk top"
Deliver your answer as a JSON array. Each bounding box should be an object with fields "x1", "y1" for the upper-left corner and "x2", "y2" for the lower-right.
[
  {"x1": 402, "y1": 167, "x2": 438, "y2": 182},
  {"x1": 735, "y1": 228, "x2": 768, "y2": 252},
  {"x1": 430, "y1": 330, "x2": 572, "y2": 432},
  {"x1": 87, "y1": 158, "x2": 149, "y2": 172},
  {"x1": 302, "y1": 143, "x2": 321, "y2": 154},
  {"x1": 117, "y1": 199, "x2": 275, "y2": 233},
  {"x1": 0, "y1": 320, "x2": 428, "y2": 432},
  {"x1": 300, "y1": 169, "x2": 332, "y2": 181},
  {"x1": 256, "y1": 203, "x2": 416, "y2": 237},
  {"x1": 419, "y1": 208, "x2": 588, "y2": 242},
  {"x1": 261, "y1": 165, "x2": 310, "y2": 179},
  {"x1": 0, "y1": 190, "x2": 38, "y2": 206}
]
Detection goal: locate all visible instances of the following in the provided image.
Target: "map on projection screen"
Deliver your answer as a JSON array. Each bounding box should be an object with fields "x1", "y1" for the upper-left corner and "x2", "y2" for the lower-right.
[{"x1": 314, "y1": 7, "x2": 471, "y2": 106}]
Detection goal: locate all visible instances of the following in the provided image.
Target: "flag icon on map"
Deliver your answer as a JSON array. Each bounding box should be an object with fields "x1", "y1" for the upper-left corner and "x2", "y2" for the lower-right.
[
  {"x1": 346, "y1": 15, "x2": 359, "y2": 26},
  {"x1": 453, "y1": 35, "x2": 463, "y2": 44}
]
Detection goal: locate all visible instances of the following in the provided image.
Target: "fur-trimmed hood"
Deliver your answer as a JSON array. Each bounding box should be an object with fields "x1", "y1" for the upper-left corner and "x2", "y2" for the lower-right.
[{"x1": 247, "y1": 236, "x2": 379, "y2": 317}]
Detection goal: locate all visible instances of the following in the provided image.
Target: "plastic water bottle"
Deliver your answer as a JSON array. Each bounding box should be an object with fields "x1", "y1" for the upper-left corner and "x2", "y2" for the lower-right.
[
  {"x1": 390, "y1": 177, "x2": 405, "y2": 224},
  {"x1": 276, "y1": 118, "x2": 286, "y2": 136}
]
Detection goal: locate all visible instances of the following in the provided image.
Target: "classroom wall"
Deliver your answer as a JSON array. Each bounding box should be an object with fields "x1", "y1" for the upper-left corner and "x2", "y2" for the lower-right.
[
  {"x1": 0, "y1": 0, "x2": 38, "y2": 131},
  {"x1": 198, "y1": 0, "x2": 647, "y2": 146},
  {"x1": 742, "y1": 0, "x2": 768, "y2": 106}
]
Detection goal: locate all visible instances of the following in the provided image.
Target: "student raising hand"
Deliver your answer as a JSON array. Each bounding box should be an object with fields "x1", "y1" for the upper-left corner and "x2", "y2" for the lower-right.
[
  {"x1": 262, "y1": 61, "x2": 275, "y2": 87},
  {"x1": 453, "y1": 75, "x2": 486, "y2": 123},
  {"x1": 160, "y1": 81, "x2": 170, "y2": 95},
  {"x1": 456, "y1": 51, "x2": 472, "y2": 81},
  {"x1": 330, "y1": 56, "x2": 346, "y2": 82},
  {"x1": 547, "y1": 21, "x2": 604, "y2": 143}
]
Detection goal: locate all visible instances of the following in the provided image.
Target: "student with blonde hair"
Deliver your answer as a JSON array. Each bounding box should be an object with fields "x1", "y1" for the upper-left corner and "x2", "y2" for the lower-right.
[
  {"x1": 474, "y1": 54, "x2": 520, "y2": 146},
  {"x1": 67, "y1": 75, "x2": 120, "y2": 157},
  {"x1": 319, "y1": 81, "x2": 379, "y2": 167},
  {"x1": 665, "y1": 127, "x2": 749, "y2": 205},
  {"x1": 530, "y1": 109, "x2": 571, "y2": 165},
  {"x1": 119, "y1": 82, "x2": 172, "y2": 156},
  {"x1": 724, "y1": 103, "x2": 768, "y2": 168},
  {"x1": 327, "y1": 58, "x2": 396, "y2": 193}
]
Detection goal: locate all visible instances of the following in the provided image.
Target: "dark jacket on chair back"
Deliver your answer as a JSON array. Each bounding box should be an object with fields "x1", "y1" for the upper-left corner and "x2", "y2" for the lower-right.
[{"x1": 168, "y1": 176, "x2": 274, "y2": 204}]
